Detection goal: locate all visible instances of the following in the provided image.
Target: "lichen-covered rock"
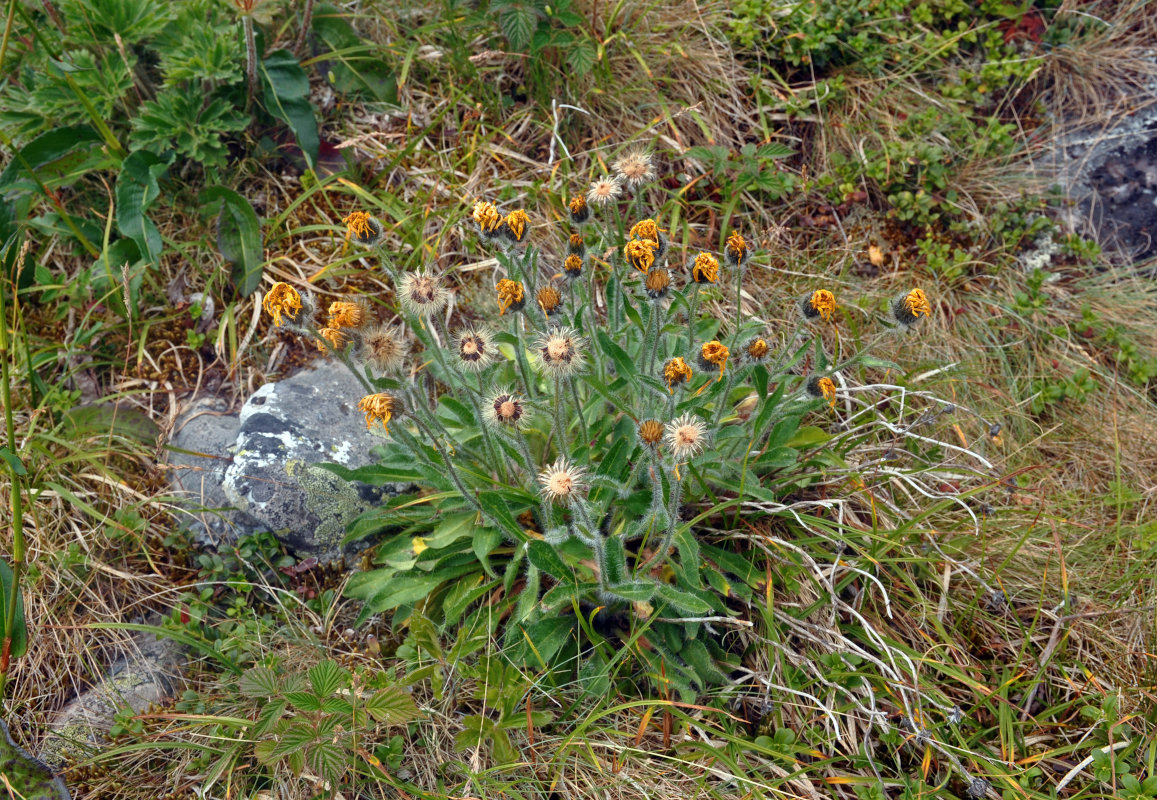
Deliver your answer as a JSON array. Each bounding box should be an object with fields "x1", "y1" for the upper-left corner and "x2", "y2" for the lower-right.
[
  {"x1": 168, "y1": 359, "x2": 411, "y2": 561},
  {"x1": 38, "y1": 628, "x2": 184, "y2": 771}
]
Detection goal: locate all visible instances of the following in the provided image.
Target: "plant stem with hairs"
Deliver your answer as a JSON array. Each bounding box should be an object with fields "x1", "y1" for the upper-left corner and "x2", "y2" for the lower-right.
[
  {"x1": 295, "y1": 0, "x2": 315, "y2": 56},
  {"x1": 243, "y1": 14, "x2": 258, "y2": 111}
]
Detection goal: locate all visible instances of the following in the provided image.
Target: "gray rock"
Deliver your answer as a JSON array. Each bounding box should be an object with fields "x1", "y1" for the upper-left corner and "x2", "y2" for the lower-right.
[
  {"x1": 38, "y1": 628, "x2": 185, "y2": 771},
  {"x1": 168, "y1": 359, "x2": 411, "y2": 561}
]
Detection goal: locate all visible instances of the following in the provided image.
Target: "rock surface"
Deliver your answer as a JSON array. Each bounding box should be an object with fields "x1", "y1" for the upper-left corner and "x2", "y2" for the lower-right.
[
  {"x1": 37, "y1": 628, "x2": 185, "y2": 772},
  {"x1": 1042, "y1": 97, "x2": 1157, "y2": 263},
  {"x1": 168, "y1": 359, "x2": 409, "y2": 561}
]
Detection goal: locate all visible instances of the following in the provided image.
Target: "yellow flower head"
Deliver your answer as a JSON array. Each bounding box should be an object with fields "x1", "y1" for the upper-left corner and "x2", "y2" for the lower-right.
[
  {"x1": 803, "y1": 289, "x2": 837, "y2": 323},
  {"x1": 807, "y1": 376, "x2": 837, "y2": 409},
  {"x1": 343, "y1": 211, "x2": 382, "y2": 246},
  {"x1": 629, "y1": 218, "x2": 664, "y2": 242},
  {"x1": 472, "y1": 200, "x2": 503, "y2": 235},
  {"x1": 537, "y1": 284, "x2": 563, "y2": 316},
  {"x1": 699, "y1": 340, "x2": 729, "y2": 381},
  {"x1": 691, "y1": 252, "x2": 719, "y2": 284},
  {"x1": 568, "y1": 195, "x2": 590, "y2": 225},
  {"x1": 662, "y1": 356, "x2": 693, "y2": 393},
  {"x1": 262, "y1": 282, "x2": 302, "y2": 327},
  {"x1": 636, "y1": 419, "x2": 664, "y2": 450},
  {"x1": 904, "y1": 288, "x2": 932, "y2": 318},
  {"x1": 724, "y1": 230, "x2": 749, "y2": 268},
  {"x1": 503, "y1": 209, "x2": 531, "y2": 244},
  {"x1": 327, "y1": 300, "x2": 367, "y2": 329},
  {"x1": 358, "y1": 392, "x2": 401, "y2": 433},
  {"x1": 644, "y1": 267, "x2": 671, "y2": 300},
  {"x1": 563, "y1": 253, "x2": 584, "y2": 280},
  {"x1": 568, "y1": 232, "x2": 585, "y2": 255},
  {"x1": 745, "y1": 337, "x2": 770, "y2": 363},
  {"x1": 496, "y1": 278, "x2": 525, "y2": 315},
  {"x1": 316, "y1": 327, "x2": 347, "y2": 351},
  {"x1": 624, "y1": 238, "x2": 660, "y2": 273}
]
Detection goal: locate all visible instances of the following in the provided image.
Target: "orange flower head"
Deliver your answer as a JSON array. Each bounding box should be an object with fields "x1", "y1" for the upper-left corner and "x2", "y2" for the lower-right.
[
  {"x1": 662, "y1": 356, "x2": 693, "y2": 393},
  {"x1": 691, "y1": 252, "x2": 719, "y2": 284},
  {"x1": 624, "y1": 238, "x2": 660, "y2": 273},
  {"x1": 262, "y1": 282, "x2": 302, "y2": 327},
  {"x1": 699, "y1": 340, "x2": 729, "y2": 381},
  {"x1": 803, "y1": 289, "x2": 837, "y2": 323},
  {"x1": 496, "y1": 278, "x2": 525, "y2": 315},
  {"x1": 358, "y1": 392, "x2": 402, "y2": 433}
]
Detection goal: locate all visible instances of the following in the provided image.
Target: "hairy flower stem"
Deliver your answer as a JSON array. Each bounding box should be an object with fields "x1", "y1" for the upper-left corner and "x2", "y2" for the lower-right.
[
  {"x1": 513, "y1": 316, "x2": 536, "y2": 399},
  {"x1": 730, "y1": 261, "x2": 744, "y2": 350},
  {"x1": 0, "y1": 275, "x2": 26, "y2": 698},
  {"x1": 639, "y1": 468, "x2": 683, "y2": 573},
  {"x1": 567, "y1": 377, "x2": 588, "y2": 446},
  {"x1": 410, "y1": 416, "x2": 486, "y2": 519},
  {"x1": 551, "y1": 376, "x2": 568, "y2": 455},
  {"x1": 642, "y1": 300, "x2": 661, "y2": 379},
  {"x1": 467, "y1": 387, "x2": 505, "y2": 484},
  {"x1": 685, "y1": 283, "x2": 700, "y2": 353},
  {"x1": 335, "y1": 348, "x2": 375, "y2": 395},
  {"x1": 572, "y1": 500, "x2": 609, "y2": 593},
  {"x1": 242, "y1": 15, "x2": 258, "y2": 112},
  {"x1": 294, "y1": 0, "x2": 315, "y2": 56}
]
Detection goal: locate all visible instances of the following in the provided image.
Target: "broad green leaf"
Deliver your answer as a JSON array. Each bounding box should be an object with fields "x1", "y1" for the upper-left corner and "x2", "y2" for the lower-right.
[
  {"x1": 784, "y1": 426, "x2": 832, "y2": 449},
  {"x1": 500, "y1": 5, "x2": 536, "y2": 49},
  {"x1": 200, "y1": 186, "x2": 264, "y2": 296},
  {"x1": 365, "y1": 688, "x2": 420, "y2": 724},
  {"x1": 472, "y1": 526, "x2": 503, "y2": 577},
  {"x1": 515, "y1": 617, "x2": 574, "y2": 668},
  {"x1": 596, "y1": 329, "x2": 637, "y2": 378},
  {"x1": 0, "y1": 125, "x2": 109, "y2": 196},
  {"x1": 261, "y1": 49, "x2": 320, "y2": 168},
  {"x1": 0, "y1": 447, "x2": 27, "y2": 477},
  {"x1": 526, "y1": 540, "x2": 573, "y2": 583},
  {"x1": 654, "y1": 583, "x2": 712, "y2": 614},
  {"x1": 476, "y1": 491, "x2": 523, "y2": 540},
  {"x1": 307, "y1": 660, "x2": 348, "y2": 697},
  {"x1": 606, "y1": 581, "x2": 655, "y2": 603},
  {"x1": 239, "y1": 666, "x2": 279, "y2": 697},
  {"x1": 313, "y1": 3, "x2": 397, "y2": 102},
  {"x1": 115, "y1": 149, "x2": 167, "y2": 264}
]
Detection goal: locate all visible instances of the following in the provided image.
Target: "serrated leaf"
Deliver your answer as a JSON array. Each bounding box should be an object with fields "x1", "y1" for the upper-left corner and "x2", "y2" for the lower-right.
[
  {"x1": 201, "y1": 185, "x2": 264, "y2": 296},
  {"x1": 239, "y1": 665, "x2": 279, "y2": 697},
  {"x1": 365, "y1": 688, "x2": 420, "y2": 724},
  {"x1": 285, "y1": 691, "x2": 324, "y2": 710},
  {"x1": 500, "y1": 6, "x2": 536, "y2": 50},
  {"x1": 307, "y1": 660, "x2": 348, "y2": 697},
  {"x1": 566, "y1": 40, "x2": 597, "y2": 76}
]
